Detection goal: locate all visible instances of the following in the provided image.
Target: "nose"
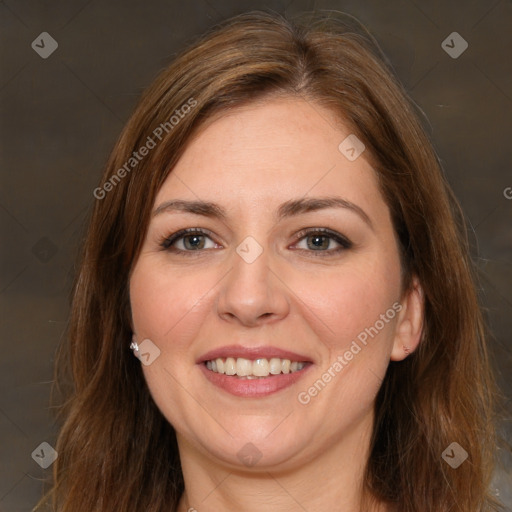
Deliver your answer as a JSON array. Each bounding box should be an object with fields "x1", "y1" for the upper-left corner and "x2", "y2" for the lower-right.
[{"x1": 216, "y1": 243, "x2": 290, "y2": 327}]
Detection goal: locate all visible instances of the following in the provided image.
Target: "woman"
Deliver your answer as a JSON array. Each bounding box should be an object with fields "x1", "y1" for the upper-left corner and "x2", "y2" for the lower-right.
[{"x1": 40, "y1": 10, "x2": 502, "y2": 512}]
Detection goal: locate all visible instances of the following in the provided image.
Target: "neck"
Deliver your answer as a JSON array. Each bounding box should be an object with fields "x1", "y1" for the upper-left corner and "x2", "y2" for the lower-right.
[{"x1": 176, "y1": 411, "x2": 389, "y2": 512}]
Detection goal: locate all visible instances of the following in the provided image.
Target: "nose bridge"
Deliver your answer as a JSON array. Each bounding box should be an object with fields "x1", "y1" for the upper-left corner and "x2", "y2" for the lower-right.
[{"x1": 216, "y1": 232, "x2": 289, "y2": 325}]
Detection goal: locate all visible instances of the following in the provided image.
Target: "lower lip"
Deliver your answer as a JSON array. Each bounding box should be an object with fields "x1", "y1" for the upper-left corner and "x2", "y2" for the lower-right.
[{"x1": 199, "y1": 363, "x2": 313, "y2": 397}]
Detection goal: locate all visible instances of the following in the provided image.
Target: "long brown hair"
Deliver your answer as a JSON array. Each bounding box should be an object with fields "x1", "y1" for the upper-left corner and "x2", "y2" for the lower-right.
[{"x1": 38, "y1": 10, "x2": 502, "y2": 511}]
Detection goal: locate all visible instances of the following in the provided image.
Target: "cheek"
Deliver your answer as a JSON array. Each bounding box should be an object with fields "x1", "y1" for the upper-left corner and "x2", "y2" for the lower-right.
[
  {"x1": 129, "y1": 260, "x2": 212, "y2": 430},
  {"x1": 129, "y1": 259, "x2": 207, "y2": 347},
  {"x1": 306, "y1": 254, "x2": 402, "y2": 354},
  {"x1": 294, "y1": 259, "x2": 401, "y2": 428}
]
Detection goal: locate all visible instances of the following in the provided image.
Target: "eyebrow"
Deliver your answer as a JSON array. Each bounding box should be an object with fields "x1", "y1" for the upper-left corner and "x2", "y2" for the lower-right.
[{"x1": 152, "y1": 196, "x2": 373, "y2": 229}]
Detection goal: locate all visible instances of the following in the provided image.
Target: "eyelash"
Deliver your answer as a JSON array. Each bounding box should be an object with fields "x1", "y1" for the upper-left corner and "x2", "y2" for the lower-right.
[{"x1": 159, "y1": 227, "x2": 353, "y2": 257}]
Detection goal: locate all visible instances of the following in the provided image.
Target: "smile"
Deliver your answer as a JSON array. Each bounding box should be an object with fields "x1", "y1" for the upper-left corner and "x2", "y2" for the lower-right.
[{"x1": 205, "y1": 357, "x2": 307, "y2": 378}]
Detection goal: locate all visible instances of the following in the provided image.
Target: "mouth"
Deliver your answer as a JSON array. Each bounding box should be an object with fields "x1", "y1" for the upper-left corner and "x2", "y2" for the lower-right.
[{"x1": 198, "y1": 346, "x2": 313, "y2": 397}]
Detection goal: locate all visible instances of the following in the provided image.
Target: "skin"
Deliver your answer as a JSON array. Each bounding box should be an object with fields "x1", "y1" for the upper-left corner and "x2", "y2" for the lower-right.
[{"x1": 129, "y1": 96, "x2": 423, "y2": 512}]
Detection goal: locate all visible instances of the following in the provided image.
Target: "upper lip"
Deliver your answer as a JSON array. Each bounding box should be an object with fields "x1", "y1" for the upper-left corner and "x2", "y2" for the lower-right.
[{"x1": 197, "y1": 344, "x2": 313, "y2": 364}]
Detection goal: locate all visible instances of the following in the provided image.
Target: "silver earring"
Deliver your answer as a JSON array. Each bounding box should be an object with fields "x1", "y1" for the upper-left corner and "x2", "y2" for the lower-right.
[{"x1": 130, "y1": 337, "x2": 140, "y2": 357}]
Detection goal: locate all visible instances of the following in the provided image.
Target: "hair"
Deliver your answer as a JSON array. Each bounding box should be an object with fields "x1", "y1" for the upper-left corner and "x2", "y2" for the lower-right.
[{"x1": 37, "y1": 9, "x2": 502, "y2": 512}]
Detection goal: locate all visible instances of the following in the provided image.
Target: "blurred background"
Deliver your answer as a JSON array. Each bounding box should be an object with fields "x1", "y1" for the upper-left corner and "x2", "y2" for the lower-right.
[{"x1": 0, "y1": 0, "x2": 511, "y2": 510}]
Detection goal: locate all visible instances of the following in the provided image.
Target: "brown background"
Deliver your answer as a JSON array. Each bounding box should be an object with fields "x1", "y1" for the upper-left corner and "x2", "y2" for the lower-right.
[{"x1": 0, "y1": 0, "x2": 511, "y2": 510}]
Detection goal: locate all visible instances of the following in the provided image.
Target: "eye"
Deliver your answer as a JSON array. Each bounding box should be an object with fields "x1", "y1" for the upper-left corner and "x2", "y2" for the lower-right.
[
  {"x1": 159, "y1": 227, "x2": 352, "y2": 257},
  {"x1": 292, "y1": 228, "x2": 352, "y2": 256},
  {"x1": 160, "y1": 228, "x2": 220, "y2": 253}
]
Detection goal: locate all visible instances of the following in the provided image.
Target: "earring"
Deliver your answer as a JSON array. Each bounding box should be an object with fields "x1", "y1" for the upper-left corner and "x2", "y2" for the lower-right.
[
  {"x1": 403, "y1": 345, "x2": 411, "y2": 355},
  {"x1": 130, "y1": 337, "x2": 140, "y2": 357}
]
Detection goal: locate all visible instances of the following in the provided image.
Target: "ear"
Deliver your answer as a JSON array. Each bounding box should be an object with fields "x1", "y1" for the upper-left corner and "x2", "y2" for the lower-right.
[{"x1": 390, "y1": 275, "x2": 424, "y2": 361}]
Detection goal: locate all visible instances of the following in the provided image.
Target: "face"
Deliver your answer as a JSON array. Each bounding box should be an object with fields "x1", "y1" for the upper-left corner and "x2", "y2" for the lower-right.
[{"x1": 129, "y1": 96, "x2": 408, "y2": 471}]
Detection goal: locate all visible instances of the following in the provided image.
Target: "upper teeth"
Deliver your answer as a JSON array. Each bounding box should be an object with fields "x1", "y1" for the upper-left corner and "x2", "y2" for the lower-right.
[{"x1": 206, "y1": 357, "x2": 306, "y2": 378}]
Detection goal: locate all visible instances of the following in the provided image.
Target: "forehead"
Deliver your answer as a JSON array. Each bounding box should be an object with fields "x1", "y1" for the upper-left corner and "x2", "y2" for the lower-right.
[{"x1": 154, "y1": 97, "x2": 383, "y2": 219}]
